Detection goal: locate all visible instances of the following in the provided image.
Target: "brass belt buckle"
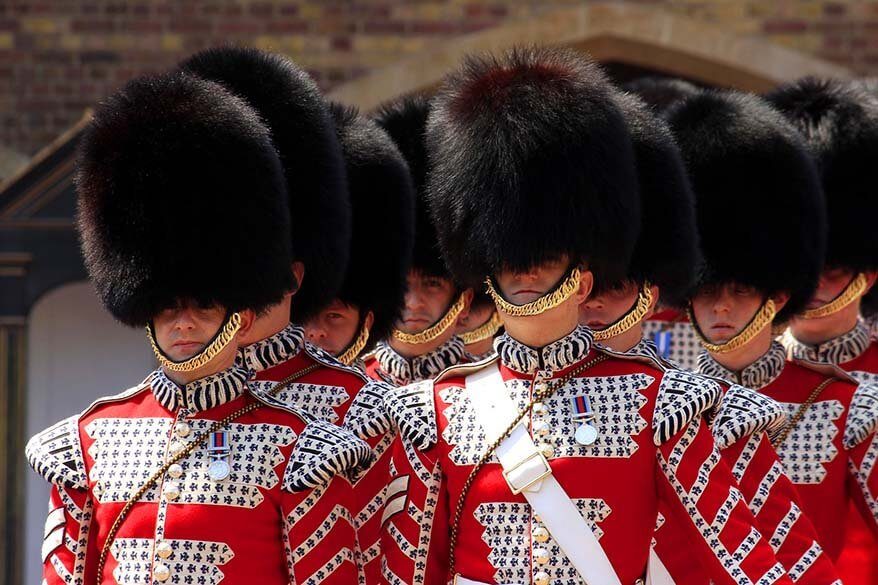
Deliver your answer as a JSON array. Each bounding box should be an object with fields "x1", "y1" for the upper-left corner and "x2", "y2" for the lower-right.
[{"x1": 502, "y1": 450, "x2": 552, "y2": 495}]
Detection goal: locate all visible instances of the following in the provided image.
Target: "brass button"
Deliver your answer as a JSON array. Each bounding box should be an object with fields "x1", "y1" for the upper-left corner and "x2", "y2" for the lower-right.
[
  {"x1": 174, "y1": 422, "x2": 191, "y2": 437},
  {"x1": 532, "y1": 525, "x2": 549, "y2": 543},
  {"x1": 533, "y1": 547, "x2": 550, "y2": 565},
  {"x1": 168, "y1": 441, "x2": 185, "y2": 455},
  {"x1": 154, "y1": 563, "x2": 170, "y2": 581},
  {"x1": 533, "y1": 402, "x2": 547, "y2": 415},
  {"x1": 533, "y1": 420, "x2": 550, "y2": 437},
  {"x1": 167, "y1": 464, "x2": 183, "y2": 479},
  {"x1": 534, "y1": 571, "x2": 550, "y2": 585},
  {"x1": 163, "y1": 482, "x2": 180, "y2": 501},
  {"x1": 155, "y1": 541, "x2": 172, "y2": 559},
  {"x1": 539, "y1": 443, "x2": 555, "y2": 459}
]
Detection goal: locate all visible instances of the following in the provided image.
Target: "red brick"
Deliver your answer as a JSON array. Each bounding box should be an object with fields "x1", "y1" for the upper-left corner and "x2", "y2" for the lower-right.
[{"x1": 762, "y1": 19, "x2": 808, "y2": 34}]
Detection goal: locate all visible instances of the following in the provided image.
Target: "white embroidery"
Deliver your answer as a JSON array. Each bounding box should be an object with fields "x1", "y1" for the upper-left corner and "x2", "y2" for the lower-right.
[
  {"x1": 110, "y1": 538, "x2": 233, "y2": 584},
  {"x1": 250, "y1": 380, "x2": 350, "y2": 424},
  {"x1": 774, "y1": 401, "x2": 843, "y2": 484}
]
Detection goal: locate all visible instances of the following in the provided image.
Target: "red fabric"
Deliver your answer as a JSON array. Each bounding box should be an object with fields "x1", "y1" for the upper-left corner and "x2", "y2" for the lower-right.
[
  {"x1": 381, "y1": 354, "x2": 792, "y2": 585},
  {"x1": 41, "y1": 387, "x2": 359, "y2": 585}
]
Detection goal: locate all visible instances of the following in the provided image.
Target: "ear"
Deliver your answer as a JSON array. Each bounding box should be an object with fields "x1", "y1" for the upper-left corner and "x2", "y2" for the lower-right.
[
  {"x1": 646, "y1": 284, "x2": 660, "y2": 319},
  {"x1": 290, "y1": 261, "x2": 306, "y2": 295},
  {"x1": 771, "y1": 290, "x2": 791, "y2": 313},
  {"x1": 575, "y1": 267, "x2": 594, "y2": 304},
  {"x1": 456, "y1": 288, "x2": 475, "y2": 324},
  {"x1": 236, "y1": 309, "x2": 257, "y2": 339},
  {"x1": 363, "y1": 309, "x2": 375, "y2": 331}
]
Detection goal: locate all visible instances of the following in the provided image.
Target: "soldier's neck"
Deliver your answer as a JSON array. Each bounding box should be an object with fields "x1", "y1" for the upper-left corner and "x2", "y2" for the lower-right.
[
  {"x1": 238, "y1": 297, "x2": 293, "y2": 346},
  {"x1": 388, "y1": 330, "x2": 453, "y2": 358},
  {"x1": 789, "y1": 302, "x2": 861, "y2": 345},
  {"x1": 707, "y1": 327, "x2": 773, "y2": 374},
  {"x1": 598, "y1": 323, "x2": 644, "y2": 353},
  {"x1": 503, "y1": 308, "x2": 580, "y2": 350},
  {"x1": 465, "y1": 337, "x2": 495, "y2": 357}
]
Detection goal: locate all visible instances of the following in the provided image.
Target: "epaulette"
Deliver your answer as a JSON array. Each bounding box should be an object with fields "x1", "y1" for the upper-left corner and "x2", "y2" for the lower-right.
[
  {"x1": 790, "y1": 357, "x2": 860, "y2": 384},
  {"x1": 383, "y1": 379, "x2": 438, "y2": 451},
  {"x1": 283, "y1": 419, "x2": 374, "y2": 492},
  {"x1": 712, "y1": 384, "x2": 787, "y2": 450},
  {"x1": 844, "y1": 383, "x2": 878, "y2": 450},
  {"x1": 303, "y1": 340, "x2": 369, "y2": 381},
  {"x1": 653, "y1": 369, "x2": 723, "y2": 445},
  {"x1": 25, "y1": 414, "x2": 87, "y2": 490},
  {"x1": 343, "y1": 379, "x2": 393, "y2": 439}
]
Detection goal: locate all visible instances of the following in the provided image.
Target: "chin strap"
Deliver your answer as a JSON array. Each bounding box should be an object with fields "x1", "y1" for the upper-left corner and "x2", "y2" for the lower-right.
[
  {"x1": 336, "y1": 322, "x2": 371, "y2": 365},
  {"x1": 459, "y1": 311, "x2": 503, "y2": 346},
  {"x1": 800, "y1": 272, "x2": 868, "y2": 320},
  {"x1": 689, "y1": 299, "x2": 777, "y2": 354},
  {"x1": 593, "y1": 283, "x2": 654, "y2": 342},
  {"x1": 486, "y1": 267, "x2": 581, "y2": 318},
  {"x1": 147, "y1": 312, "x2": 242, "y2": 373},
  {"x1": 392, "y1": 293, "x2": 468, "y2": 346}
]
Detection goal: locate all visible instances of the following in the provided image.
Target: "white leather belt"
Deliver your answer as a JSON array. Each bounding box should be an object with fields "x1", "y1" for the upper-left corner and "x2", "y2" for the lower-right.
[{"x1": 453, "y1": 574, "x2": 647, "y2": 585}]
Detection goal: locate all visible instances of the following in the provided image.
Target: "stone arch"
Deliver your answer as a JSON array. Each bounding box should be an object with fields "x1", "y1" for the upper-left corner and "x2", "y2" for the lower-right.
[{"x1": 328, "y1": 2, "x2": 851, "y2": 110}]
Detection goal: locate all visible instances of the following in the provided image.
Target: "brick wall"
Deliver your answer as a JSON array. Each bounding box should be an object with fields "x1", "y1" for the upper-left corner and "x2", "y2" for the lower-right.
[{"x1": 0, "y1": 0, "x2": 873, "y2": 158}]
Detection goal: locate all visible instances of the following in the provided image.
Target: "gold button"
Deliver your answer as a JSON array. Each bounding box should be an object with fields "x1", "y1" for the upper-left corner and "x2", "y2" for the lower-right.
[
  {"x1": 532, "y1": 525, "x2": 549, "y2": 543},
  {"x1": 533, "y1": 548, "x2": 550, "y2": 565},
  {"x1": 168, "y1": 441, "x2": 185, "y2": 455},
  {"x1": 167, "y1": 464, "x2": 183, "y2": 479},
  {"x1": 154, "y1": 563, "x2": 170, "y2": 581},
  {"x1": 533, "y1": 420, "x2": 550, "y2": 437},
  {"x1": 533, "y1": 402, "x2": 547, "y2": 415},
  {"x1": 534, "y1": 571, "x2": 550, "y2": 585},
  {"x1": 163, "y1": 483, "x2": 180, "y2": 501},
  {"x1": 539, "y1": 443, "x2": 555, "y2": 459},
  {"x1": 174, "y1": 422, "x2": 191, "y2": 437},
  {"x1": 155, "y1": 541, "x2": 172, "y2": 559}
]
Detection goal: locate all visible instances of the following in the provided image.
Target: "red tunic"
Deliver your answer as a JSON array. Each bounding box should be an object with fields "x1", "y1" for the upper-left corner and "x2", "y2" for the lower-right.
[
  {"x1": 382, "y1": 327, "x2": 792, "y2": 585},
  {"x1": 27, "y1": 365, "x2": 371, "y2": 585}
]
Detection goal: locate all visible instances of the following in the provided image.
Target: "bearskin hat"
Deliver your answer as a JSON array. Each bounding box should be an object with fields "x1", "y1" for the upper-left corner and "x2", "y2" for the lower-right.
[
  {"x1": 76, "y1": 72, "x2": 294, "y2": 327},
  {"x1": 667, "y1": 90, "x2": 826, "y2": 320},
  {"x1": 423, "y1": 47, "x2": 641, "y2": 289},
  {"x1": 329, "y1": 102, "x2": 415, "y2": 348},
  {"x1": 603, "y1": 90, "x2": 701, "y2": 308},
  {"x1": 373, "y1": 95, "x2": 451, "y2": 280},
  {"x1": 180, "y1": 47, "x2": 351, "y2": 322},
  {"x1": 767, "y1": 78, "x2": 878, "y2": 295},
  {"x1": 622, "y1": 76, "x2": 701, "y2": 116}
]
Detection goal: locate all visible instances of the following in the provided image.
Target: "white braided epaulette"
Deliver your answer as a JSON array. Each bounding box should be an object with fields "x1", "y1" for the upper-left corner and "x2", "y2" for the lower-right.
[
  {"x1": 283, "y1": 419, "x2": 374, "y2": 492},
  {"x1": 652, "y1": 369, "x2": 723, "y2": 445},
  {"x1": 711, "y1": 384, "x2": 787, "y2": 449},
  {"x1": 844, "y1": 383, "x2": 878, "y2": 450}
]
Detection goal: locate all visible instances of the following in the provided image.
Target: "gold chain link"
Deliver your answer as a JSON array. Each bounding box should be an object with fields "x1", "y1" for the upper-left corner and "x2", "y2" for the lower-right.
[
  {"x1": 801, "y1": 273, "x2": 868, "y2": 320},
  {"x1": 337, "y1": 323, "x2": 371, "y2": 365},
  {"x1": 147, "y1": 312, "x2": 242, "y2": 373},
  {"x1": 593, "y1": 283, "x2": 654, "y2": 341},
  {"x1": 689, "y1": 299, "x2": 777, "y2": 354},
  {"x1": 95, "y1": 362, "x2": 321, "y2": 583},
  {"x1": 459, "y1": 311, "x2": 503, "y2": 346},
  {"x1": 486, "y1": 268, "x2": 581, "y2": 318},
  {"x1": 392, "y1": 293, "x2": 468, "y2": 345},
  {"x1": 447, "y1": 353, "x2": 608, "y2": 580}
]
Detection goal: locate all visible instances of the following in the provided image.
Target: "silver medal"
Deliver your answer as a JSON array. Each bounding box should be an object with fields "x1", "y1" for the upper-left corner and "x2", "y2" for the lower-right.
[
  {"x1": 208, "y1": 458, "x2": 231, "y2": 481},
  {"x1": 574, "y1": 423, "x2": 598, "y2": 446}
]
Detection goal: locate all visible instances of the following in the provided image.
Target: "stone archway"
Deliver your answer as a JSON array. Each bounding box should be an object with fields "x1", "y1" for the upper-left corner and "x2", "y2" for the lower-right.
[{"x1": 328, "y1": 2, "x2": 851, "y2": 110}]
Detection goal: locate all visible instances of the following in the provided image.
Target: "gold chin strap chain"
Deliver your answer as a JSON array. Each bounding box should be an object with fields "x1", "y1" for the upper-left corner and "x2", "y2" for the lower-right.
[
  {"x1": 392, "y1": 293, "x2": 468, "y2": 345},
  {"x1": 447, "y1": 353, "x2": 609, "y2": 580},
  {"x1": 801, "y1": 272, "x2": 868, "y2": 320},
  {"x1": 336, "y1": 323, "x2": 371, "y2": 366},
  {"x1": 771, "y1": 377, "x2": 836, "y2": 449},
  {"x1": 147, "y1": 312, "x2": 242, "y2": 373},
  {"x1": 593, "y1": 283, "x2": 654, "y2": 342},
  {"x1": 486, "y1": 268, "x2": 582, "y2": 318},
  {"x1": 689, "y1": 299, "x2": 777, "y2": 354},
  {"x1": 459, "y1": 311, "x2": 503, "y2": 346},
  {"x1": 95, "y1": 363, "x2": 321, "y2": 584}
]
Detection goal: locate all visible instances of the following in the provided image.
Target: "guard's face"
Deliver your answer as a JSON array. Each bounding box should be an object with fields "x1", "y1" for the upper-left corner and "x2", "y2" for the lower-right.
[
  {"x1": 807, "y1": 267, "x2": 858, "y2": 311},
  {"x1": 456, "y1": 302, "x2": 495, "y2": 334},
  {"x1": 691, "y1": 282, "x2": 764, "y2": 344},
  {"x1": 579, "y1": 280, "x2": 640, "y2": 330},
  {"x1": 396, "y1": 271, "x2": 457, "y2": 333},
  {"x1": 304, "y1": 300, "x2": 362, "y2": 356},
  {"x1": 153, "y1": 301, "x2": 228, "y2": 361},
  {"x1": 495, "y1": 256, "x2": 569, "y2": 305}
]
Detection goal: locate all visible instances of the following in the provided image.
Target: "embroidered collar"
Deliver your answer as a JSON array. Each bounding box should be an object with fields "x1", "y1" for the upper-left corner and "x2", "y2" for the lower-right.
[
  {"x1": 496, "y1": 325, "x2": 593, "y2": 375},
  {"x1": 236, "y1": 323, "x2": 305, "y2": 372},
  {"x1": 784, "y1": 320, "x2": 871, "y2": 366},
  {"x1": 625, "y1": 338, "x2": 663, "y2": 364},
  {"x1": 465, "y1": 349, "x2": 498, "y2": 363},
  {"x1": 151, "y1": 365, "x2": 251, "y2": 413},
  {"x1": 697, "y1": 341, "x2": 786, "y2": 389},
  {"x1": 373, "y1": 337, "x2": 465, "y2": 386}
]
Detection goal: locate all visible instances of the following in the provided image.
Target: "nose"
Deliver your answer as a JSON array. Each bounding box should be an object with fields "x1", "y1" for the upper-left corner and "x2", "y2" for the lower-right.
[
  {"x1": 713, "y1": 289, "x2": 733, "y2": 314},
  {"x1": 404, "y1": 288, "x2": 425, "y2": 311},
  {"x1": 582, "y1": 297, "x2": 604, "y2": 310},
  {"x1": 304, "y1": 323, "x2": 325, "y2": 342},
  {"x1": 172, "y1": 308, "x2": 198, "y2": 331}
]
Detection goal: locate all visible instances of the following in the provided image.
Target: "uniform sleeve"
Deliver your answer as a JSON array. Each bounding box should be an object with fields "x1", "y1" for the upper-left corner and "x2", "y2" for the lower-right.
[
  {"x1": 41, "y1": 484, "x2": 97, "y2": 585},
  {"x1": 844, "y1": 384, "x2": 878, "y2": 535},
  {"x1": 723, "y1": 433, "x2": 841, "y2": 584},
  {"x1": 655, "y1": 416, "x2": 793, "y2": 585},
  {"x1": 380, "y1": 435, "x2": 448, "y2": 585},
  {"x1": 281, "y1": 420, "x2": 374, "y2": 584}
]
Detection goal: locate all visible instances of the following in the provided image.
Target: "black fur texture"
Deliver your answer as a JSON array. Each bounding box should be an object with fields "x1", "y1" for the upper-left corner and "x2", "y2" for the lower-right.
[{"x1": 622, "y1": 76, "x2": 701, "y2": 116}]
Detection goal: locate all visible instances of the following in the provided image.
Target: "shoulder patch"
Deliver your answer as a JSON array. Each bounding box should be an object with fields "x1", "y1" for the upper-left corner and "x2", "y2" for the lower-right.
[
  {"x1": 248, "y1": 384, "x2": 319, "y2": 424},
  {"x1": 303, "y1": 341, "x2": 368, "y2": 381},
  {"x1": 25, "y1": 415, "x2": 87, "y2": 489},
  {"x1": 343, "y1": 379, "x2": 393, "y2": 439},
  {"x1": 712, "y1": 384, "x2": 787, "y2": 449},
  {"x1": 844, "y1": 383, "x2": 878, "y2": 449},
  {"x1": 283, "y1": 419, "x2": 374, "y2": 492},
  {"x1": 384, "y1": 379, "x2": 437, "y2": 450},
  {"x1": 434, "y1": 354, "x2": 498, "y2": 383},
  {"x1": 653, "y1": 369, "x2": 723, "y2": 445}
]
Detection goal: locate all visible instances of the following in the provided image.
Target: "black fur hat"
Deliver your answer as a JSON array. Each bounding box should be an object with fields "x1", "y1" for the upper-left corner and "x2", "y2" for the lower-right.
[
  {"x1": 603, "y1": 91, "x2": 701, "y2": 307},
  {"x1": 424, "y1": 47, "x2": 641, "y2": 289},
  {"x1": 180, "y1": 47, "x2": 351, "y2": 322},
  {"x1": 622, "y1": 76, "x2": 701, "y2": 116},
  {"x1": 76, "y1": 72, "x2": 294, "y2": 327},
  {"x1": 374, "y1": 95, "x2": 451, "y2": 280},
  {"x1": 667, "y1": 90, "x2": 826, "y2": 320},
  {"x1": 329, "y1": 102, "x2": 415, "y2": 348}
]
